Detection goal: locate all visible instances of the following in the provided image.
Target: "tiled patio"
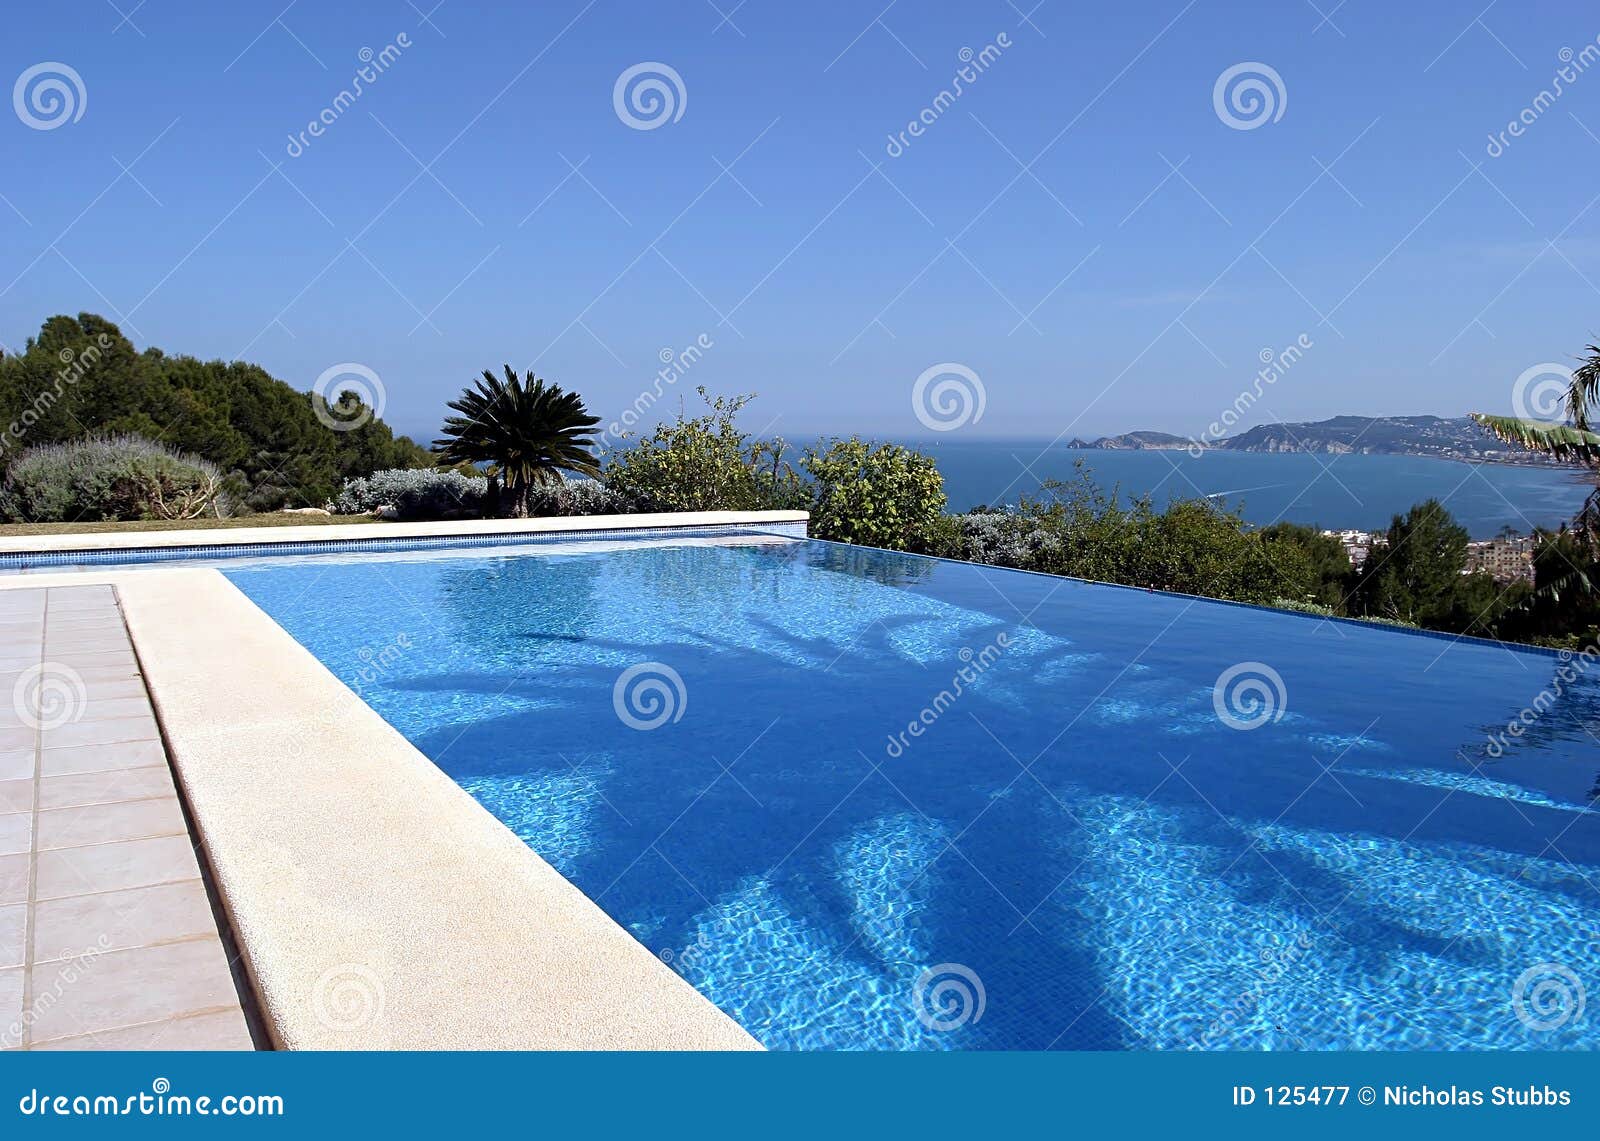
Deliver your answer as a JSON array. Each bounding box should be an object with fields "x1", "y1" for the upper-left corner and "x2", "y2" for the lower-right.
[{"x1": 0, "y1": 584, "x2": 255, "y2": 1050}]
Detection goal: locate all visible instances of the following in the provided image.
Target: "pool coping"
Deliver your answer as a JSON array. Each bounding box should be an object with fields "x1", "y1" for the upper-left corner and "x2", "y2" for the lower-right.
[
  {"x1": 0, "y1": 562, "x2": 763, "y2": 1051},
  {"x1": 0, "y1": 510, "x2": 811, "y2": 557}
]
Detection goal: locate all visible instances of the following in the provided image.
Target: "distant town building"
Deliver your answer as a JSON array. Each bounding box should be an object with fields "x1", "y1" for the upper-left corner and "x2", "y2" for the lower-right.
[
  {"x1": 1465, "y1": 535, "x2": 1536, "y2": 584},
  {"x1": 1323, "y1": 529, "x2": 1379, "y2": 568}
]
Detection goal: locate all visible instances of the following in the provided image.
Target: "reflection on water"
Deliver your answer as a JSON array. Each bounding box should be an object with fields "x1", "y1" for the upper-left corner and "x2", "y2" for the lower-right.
[{"x1": 228, "y1": 536, "x2": 1600, "y2": 1050}]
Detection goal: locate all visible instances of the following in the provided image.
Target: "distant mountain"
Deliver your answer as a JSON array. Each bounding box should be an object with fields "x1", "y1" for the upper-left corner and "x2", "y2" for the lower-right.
[
  {"x1": 1065, "y1": 430, "x2": 1193, "y2": 450},
  {"x1": 1071, "y1": 415, "x2": 1555, "y2": 465}
]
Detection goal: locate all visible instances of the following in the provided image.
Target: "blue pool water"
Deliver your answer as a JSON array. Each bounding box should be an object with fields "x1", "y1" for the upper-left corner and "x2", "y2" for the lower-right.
[{"x1": 224, "y1": 535, "x2": 1599, "y2": 1050}]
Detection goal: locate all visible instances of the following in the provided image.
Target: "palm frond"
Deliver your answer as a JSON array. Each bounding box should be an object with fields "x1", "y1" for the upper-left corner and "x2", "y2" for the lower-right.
[
  {"x1": 1469, "y1": 413, "x2": 1600, "y2": 466},
  {"x1": 1569, "y1": 344, "x2": 1600, "y2": 429}
]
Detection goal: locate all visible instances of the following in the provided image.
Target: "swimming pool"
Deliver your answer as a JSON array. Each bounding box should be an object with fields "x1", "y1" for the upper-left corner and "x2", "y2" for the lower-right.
[{"x1": 225, "y1": 534, "x2": 1598, "y2": 1050}]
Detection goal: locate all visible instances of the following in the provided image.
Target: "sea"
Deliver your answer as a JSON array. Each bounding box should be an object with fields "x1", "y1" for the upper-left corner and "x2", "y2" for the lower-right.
[{"x1": 912, "y1": 440, "x2": 1593, "y2": 538}]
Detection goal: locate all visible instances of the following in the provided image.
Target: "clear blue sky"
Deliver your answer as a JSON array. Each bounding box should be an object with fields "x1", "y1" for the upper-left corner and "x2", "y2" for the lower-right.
[{"x1": 4, "y1": 0, "x2": 1599, "y2": 443}]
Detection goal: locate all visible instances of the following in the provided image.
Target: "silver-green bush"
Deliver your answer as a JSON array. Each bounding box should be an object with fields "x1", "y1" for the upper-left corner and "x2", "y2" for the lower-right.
[{"x1": 0, "y1": 435, "x2": 229, "y2": 522}]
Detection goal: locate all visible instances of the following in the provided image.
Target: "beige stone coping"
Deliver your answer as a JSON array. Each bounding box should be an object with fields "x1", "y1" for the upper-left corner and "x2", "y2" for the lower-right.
[
  {"x1": 0, "y1": 510, "x2": 810, "y2": 555},
  {"x1": 0, "y1": 567, "x2": 762, "y2": 1050}
]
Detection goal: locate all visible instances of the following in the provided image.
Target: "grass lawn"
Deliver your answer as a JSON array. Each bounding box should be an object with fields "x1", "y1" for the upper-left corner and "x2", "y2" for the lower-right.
[{"x1": 0, "y1": 513, "x2": 387, "y2": 538}]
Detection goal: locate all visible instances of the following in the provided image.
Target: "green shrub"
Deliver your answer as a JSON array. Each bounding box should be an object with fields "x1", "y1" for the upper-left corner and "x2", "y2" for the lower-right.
[
  {"x1": 930, "y1": 465, "x2": 1316, "y2": 606},
  {"x1": 803, "y1": 437, "x2": 946, "y2": 552},
  {"x1": 604, "y1": 389, "x2": 805, "y2": 512},
  {"x1": 0, "y1": 434, "x2": 228, "y2": 522}
]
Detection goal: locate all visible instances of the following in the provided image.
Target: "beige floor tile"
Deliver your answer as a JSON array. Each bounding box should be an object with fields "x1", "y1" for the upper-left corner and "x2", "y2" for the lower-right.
[
  {"x1": 44, "y1": 656, "x2": 139, "y2": 680},
  {"x1": 41, "y1": 740, "x2": 165, "y2": 777},
  {"x1": 43, "y1": 713, "x2": 154, "y2": 750},
  {"x1": 0, "y1": 813, "x2": 30, "y2": 857},
  {"x1": 0, "y1": 751, "x2": 35, "y2": 782},
  {"x1": 33, "y1": 880, "x2": 213, "y2": 963},
  {"x1": 67, "y1": 696, "x2": 152, "y2": 723},
  {"x1": 45, "y1": 593, "x2": 115, "y2": 612},
  {"x1": 0, "y1": 727, "x2": 36, "y2": 754},
  {"x1": 30, "y1": 1008, "x2": 253, "y2": 1051},
  {"x1": 0, "y1": 902, "x2": 24, "y2": 969},
  {"x1": 0, "y1": 780, "x2": 31, "y2": 815},
  {"x1": 78, "y1": 680, "x2": 151, "y2": 703},
  {"x1": 25, "y1": 938, "x2": 239, "y2": 1043},
  {"x1": 37, "y1": 797, "x2": 186, "y2": 851},
  {"x1": 0, "y1": 854, "x2": 27, "y2": 906},
  {"x1": 42, "y1": 619, "x2": 124, "y2": 637},
  {"x1": 35, "y1": 834, "x2": 200, "y2": 900},
  {"x1": 0, "y1": 966, "x2": 20, "y2": 1047},
  {"x1": 39, "y1": 768, "x2": 173, "y2": 810}
]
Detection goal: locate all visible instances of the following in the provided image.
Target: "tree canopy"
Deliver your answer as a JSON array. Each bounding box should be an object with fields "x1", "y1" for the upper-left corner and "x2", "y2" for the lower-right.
[{"x1": 0, "y1": 313, "x2": 430, "y2": 510}]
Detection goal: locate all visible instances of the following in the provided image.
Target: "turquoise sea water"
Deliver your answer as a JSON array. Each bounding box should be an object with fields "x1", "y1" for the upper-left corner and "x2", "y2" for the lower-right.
[
  {"x1": 916, "y1": 443, "x2": 1590, "y2": 536},
  {"x1": 227, "y1": 534, "x2": 1599, "y2": 1050}
]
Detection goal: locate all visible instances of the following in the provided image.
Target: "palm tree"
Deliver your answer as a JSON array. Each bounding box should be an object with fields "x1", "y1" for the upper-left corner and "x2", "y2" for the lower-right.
[
  {"x1": 1473, "y1": 342, "x2": 1600, "y2": 599},
  {"x1": 434, "y1": 366, "x2": 600, "y2": 517}
]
